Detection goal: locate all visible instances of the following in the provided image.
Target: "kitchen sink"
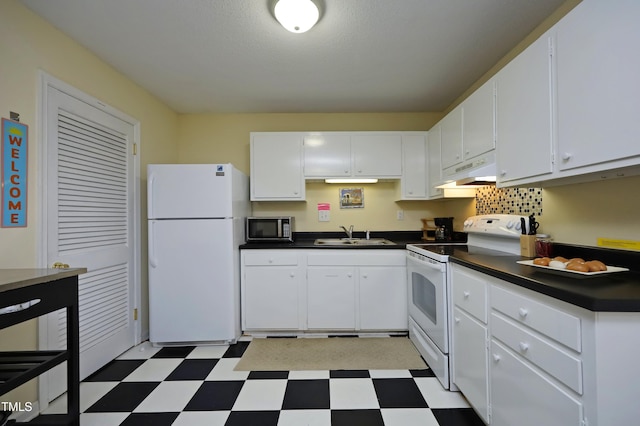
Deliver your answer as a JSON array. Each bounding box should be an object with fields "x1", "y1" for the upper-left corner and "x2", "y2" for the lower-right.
[{"x1": 313, "y1": 238, "x2": 396, "y2": 246}]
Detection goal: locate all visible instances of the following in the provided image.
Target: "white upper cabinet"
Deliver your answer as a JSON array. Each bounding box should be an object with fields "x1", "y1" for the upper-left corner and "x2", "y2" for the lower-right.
[
  {"x1": 250, "y1": 132, "x2": 305, "y2": 201},
  {"x1": 463, "y1": 79, "x2": 496, "y2": 160},
  {"x1": 555, "y1": 0, "x2": 640, "y2": 174},
  {"x1": 399, "y1": 133, "x2": 428, "y2": 199},
  {"x1": 427, "y1": 124, "x2": 445, "y2": 199},
  {"x1": 495, "y1": 32, "x2": 554, "y2": 185},
  {"x1": 440, "y1": 105, "x2": 464, "y2": 170},
  {"x1": 303, "y1": 133, "x2": 351, "y2": 177},
  {"x1": 351, "y1": 133, "x2": 403, "y2": 177}
]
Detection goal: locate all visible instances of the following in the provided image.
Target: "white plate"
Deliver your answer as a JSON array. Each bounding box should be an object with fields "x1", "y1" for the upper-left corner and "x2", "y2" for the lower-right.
[{"x1": 517, "y1": 260, "x2": 629, "y2": 278}]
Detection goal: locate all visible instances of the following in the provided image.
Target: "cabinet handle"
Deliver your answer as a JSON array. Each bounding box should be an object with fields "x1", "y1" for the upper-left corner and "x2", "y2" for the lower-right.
[
  {"x1": 519, "y1": 342, "x2": 529, "y2": 352},
  {"x1": 455, "y1": 317, "x2": 460, "y2": 324},
  {"x1": 347, "y1": 273, "x2": 353, "y2": 277},
  {"x1": 500, "y1": 170, "x2": 507, "y2": 177},
  {"x1": 290, "y1": 272, "x2": 295, "y2": 278},
  {"x1": 463, "y1": 291, "x2": 470, "y2": 299},
  {"x1": 492, "y1": 354, "x2": 501, "y2": 363},
  {"x1": 362, "y1": 274, "x2": 368, "y2": 279},
  {"x1": 268, "y1": 258, "x2": 274, "y2": 264},
  {"x1": 562, "y1": 152, "x2": 573, "y2": 161},
  {"x1": 518, "y1": 308, "x2": 528, "y2": 318}
]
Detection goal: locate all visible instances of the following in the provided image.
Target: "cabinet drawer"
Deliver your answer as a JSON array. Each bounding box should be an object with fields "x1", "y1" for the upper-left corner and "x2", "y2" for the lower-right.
[
  {"x1": 491, "y1": 285, "x2": 581, "y2": 352},
  {"x1": 490, "y1": 340, "x2": 583, "y2": 426},
  {"x1": 243, "y1": 251, "x2": 299, "y2": 266},
  {"x1": 492, "y1": 313, "x2": 583, "y2": 394},
  {"x1": 452, "y1": 267, "x2": 488, "y2": 323},
  {"x1": 307, "y1": 252, "x2": 405, "y2": 266}
]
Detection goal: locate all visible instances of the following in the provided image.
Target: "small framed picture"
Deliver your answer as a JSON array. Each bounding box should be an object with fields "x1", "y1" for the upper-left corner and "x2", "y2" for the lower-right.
[{"x1": 340, "y1": 188, "x2": 364, "y2": 209}]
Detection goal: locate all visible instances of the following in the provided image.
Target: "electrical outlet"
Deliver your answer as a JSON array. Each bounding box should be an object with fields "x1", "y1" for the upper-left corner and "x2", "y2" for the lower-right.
[
  {"x1": 319, "y1": 210, "x2": 330, "y2": 222},
  {"x1": 397, "y1": 210, "x2": 404, "y2": 221}
]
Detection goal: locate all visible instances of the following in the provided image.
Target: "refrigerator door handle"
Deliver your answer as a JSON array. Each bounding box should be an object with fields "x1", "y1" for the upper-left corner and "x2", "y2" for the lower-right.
[
  {"x1": 149, "y1": 221, "x2": 158, "y2": 268},
  {"x1": 148, "y1": 172, "x2": 155, "y2": 218}
]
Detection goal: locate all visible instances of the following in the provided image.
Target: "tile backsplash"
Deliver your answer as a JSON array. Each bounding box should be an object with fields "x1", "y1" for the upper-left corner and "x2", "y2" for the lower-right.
[{"x1": 476, "y1": 186, "x2": 543, "y2": 216}]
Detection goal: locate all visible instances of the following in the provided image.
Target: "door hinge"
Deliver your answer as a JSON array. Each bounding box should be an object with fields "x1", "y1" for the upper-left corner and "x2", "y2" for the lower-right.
[
  {"x1": 133, "y1": 308, "x2": 138, "y2": 320},
  {"x1": 132, "y1": 143, "x2": 137, "y2": 155}
]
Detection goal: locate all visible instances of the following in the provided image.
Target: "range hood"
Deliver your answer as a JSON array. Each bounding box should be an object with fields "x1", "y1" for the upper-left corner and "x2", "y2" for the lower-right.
[{"x1": 437, "y1": 152, "x2": 497, "y2": 188}]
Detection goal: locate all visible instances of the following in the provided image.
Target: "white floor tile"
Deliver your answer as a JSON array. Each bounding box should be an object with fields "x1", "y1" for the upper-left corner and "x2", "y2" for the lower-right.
[
  {"x1": 206, "y1": 358, "x2": 250, "y2": 381},
  {"x1": 287, "y1": 370, "x2": 330, "y2": 380},
  {"x1": 41, "y1": 382, "x2": 118, "y2": 415},
  {"x1": 278, "y1": 409, "x2": 332, "y2": 426},
  {"x1": 173, "y1": 411, "x2": 230, "y2": 426},
  {"x1": 134, "y1": 381, "x2": 201, "y2": 412},
  {"x1": 187, "y1": 345, "x2": 229, "y2": 359},
  {"x1": 80, "y1": 412, "x2": 129, "y2": 426},
  {"x1": 116, "y1": 341, "x2": 161, "y2": 360},
  {"x1": 232, "y1": 379, "x2": 288, "y2": 411},
  {"x1": 415, "y1": 377, "x2": 470, "y2": 408},
  {"x1": 381, "y1": 408, "x2": 441, "y2": 426},
  {"x1": 369, "y1": 369, "x2": 412, "y2": 378},
  {"x1": 122, "y1": 358, "x2": 182, "y2": 382},
  {"x1": 329, "y1": 378, "x2": 379, "y2": 410}
]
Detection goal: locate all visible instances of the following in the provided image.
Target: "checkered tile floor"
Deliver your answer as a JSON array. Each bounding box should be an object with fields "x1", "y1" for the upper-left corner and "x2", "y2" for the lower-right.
[{"x1": 39, "y1": 337, "x2": 485, "y2": 426}]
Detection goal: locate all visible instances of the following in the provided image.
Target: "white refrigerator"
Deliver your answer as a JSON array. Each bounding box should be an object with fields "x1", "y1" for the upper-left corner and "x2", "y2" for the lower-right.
[{"x1": 147, "y1": 164, "x2": 250, "y2": 345}]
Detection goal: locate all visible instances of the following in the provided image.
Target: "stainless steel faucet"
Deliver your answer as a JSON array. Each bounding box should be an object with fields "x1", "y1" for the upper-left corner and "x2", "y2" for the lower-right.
[{"x1": 340, "y1": 225, "x2": 354, "y2": 239}]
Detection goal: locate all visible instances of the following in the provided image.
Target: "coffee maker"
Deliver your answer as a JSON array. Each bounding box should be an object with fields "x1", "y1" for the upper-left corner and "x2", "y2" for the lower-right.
[{"x1": 434, "y1": 217, "x2": 454, "y2": 242}]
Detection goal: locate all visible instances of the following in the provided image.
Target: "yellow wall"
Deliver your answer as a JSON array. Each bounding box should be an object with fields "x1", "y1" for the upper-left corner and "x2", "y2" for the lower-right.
[{"x1": 0, "y1": 0, "x2": 179, "y2": 405}]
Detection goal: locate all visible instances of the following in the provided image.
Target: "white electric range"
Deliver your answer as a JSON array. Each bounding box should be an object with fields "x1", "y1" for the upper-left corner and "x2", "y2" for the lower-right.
[{"x1": 405, "y1": 214, "x2": 531, "y2": 390}]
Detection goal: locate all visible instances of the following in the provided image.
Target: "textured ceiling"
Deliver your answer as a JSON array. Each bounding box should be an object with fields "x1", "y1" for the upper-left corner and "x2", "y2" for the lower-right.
[{"x1": 20, "y1": 0, "x2": 566, "y2": 113}]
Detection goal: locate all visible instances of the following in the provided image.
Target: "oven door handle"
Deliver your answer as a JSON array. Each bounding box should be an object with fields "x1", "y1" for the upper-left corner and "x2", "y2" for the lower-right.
[{"x1": 407, "y1": 254, "x2": 446, "y2": 272}]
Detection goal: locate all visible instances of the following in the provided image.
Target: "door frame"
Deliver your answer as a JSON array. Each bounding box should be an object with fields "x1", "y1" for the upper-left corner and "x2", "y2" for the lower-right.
[{"x1": 35, "y1": 71, "x2": 142, "y2": 408}]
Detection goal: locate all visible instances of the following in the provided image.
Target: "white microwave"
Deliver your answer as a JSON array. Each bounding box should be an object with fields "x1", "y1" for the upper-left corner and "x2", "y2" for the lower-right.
[{"x1": 246, "y1": 217, "x2": 294, "y2": 242}]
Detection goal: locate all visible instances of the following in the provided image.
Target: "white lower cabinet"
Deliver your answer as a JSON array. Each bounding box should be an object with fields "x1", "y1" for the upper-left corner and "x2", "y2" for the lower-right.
[
  {"x1": 359, "y1": 266, "x2": 407, "y2": 330},
  {"x1": 490, "y1": 339, "x2": 583, "y2": 426},
  {"x1": 241, "y1": 249, "x2": 406, "y2": 333},
  {"x1": 241, "y1": 251, "x2": 303, "y2": 330},
  {"x1": 451, "y1": 264, "x2": 489, "y2": 423},
  {"x1": 307, "y1": 267, "x2": 356, "y2": 329}
]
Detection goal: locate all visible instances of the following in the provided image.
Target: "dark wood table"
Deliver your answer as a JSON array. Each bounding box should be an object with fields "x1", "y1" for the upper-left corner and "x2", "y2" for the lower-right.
[{"x1": 0, "y1": 269, "x2": 86, "y2": 426}]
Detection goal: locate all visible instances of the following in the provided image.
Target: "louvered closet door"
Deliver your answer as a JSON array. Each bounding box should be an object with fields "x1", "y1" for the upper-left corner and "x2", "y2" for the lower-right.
[{"x1": 45, "y1": 87, "x2": 135, "y2": 398}]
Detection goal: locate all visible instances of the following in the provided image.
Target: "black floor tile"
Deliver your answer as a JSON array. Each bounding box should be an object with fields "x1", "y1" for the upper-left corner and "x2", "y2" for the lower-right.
[
  {"x1": 329, "y1": 370, "x2": 371, "y2": 378},
  {"x1": 224, "y1": 410, "x2": 280, "y2": 426},
  {"x1": 247, "y1": 371, "x2": 289, "y2": 380},
  {"x1": 151, "y1": 346, "x2": 195, "y2": 358},
  {"x1": 432, "y1": 408, "x2": 486, "y2": 426},
  {"x1": 281, "y1": 379, "x2": 330, "y2": 410},
  {"x1": 373, "y1": 378, "x2": 428, "y2": 408},
  {"x1": 223, "y1": 341, "x2": 250, "y2": 358},
  {"x1": 85, "y1": 382, "x2": 160, "y2": 412},
  {"x1": 165, "y1": 359, "x2": 218, "y2": 380},
  {"x1": 183, "y1": 381, "x2": 244, "y2": 411},
  {"x1": 83, "y1": 359, "x2": 145, "y2": 382},
  {"x1": 410, "y1": 368, "x2": 435, "y2": 378},
  {"x1": 331, "y1": 409, "x2": 385, "y2": 426},
  {"x1": 119, "y1": 412, "x2": 179, "y2": 426}
]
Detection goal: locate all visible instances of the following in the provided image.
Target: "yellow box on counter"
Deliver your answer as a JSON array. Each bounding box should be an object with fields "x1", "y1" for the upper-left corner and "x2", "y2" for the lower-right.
[{"x1": 520, "y1": 235, "x2": 537, "y2": 257}]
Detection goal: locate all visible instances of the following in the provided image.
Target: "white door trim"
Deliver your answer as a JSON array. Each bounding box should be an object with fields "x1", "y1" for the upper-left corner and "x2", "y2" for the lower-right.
[{"x1": 36, "y1": 70, "x2": 142, "y2": 408}]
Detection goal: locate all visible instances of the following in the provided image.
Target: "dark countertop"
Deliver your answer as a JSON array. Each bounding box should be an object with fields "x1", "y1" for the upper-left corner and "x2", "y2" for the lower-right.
[
  {"x1": 448, "y1": 245, "x2": 640, "y2": 312},
  {"x1": 240, "y1": 231, "x2": 427, "y2": 250}
]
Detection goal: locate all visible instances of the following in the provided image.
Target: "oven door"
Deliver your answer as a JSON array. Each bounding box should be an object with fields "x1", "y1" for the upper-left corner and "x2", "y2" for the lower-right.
[{"x1": 406, "y1": 253, "x2": 449, "y2": 353}]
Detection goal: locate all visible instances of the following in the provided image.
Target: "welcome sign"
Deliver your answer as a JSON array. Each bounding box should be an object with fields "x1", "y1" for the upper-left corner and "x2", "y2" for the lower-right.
[{"x1": 2, "y1": 118, "x2": 28, "y2": 227}]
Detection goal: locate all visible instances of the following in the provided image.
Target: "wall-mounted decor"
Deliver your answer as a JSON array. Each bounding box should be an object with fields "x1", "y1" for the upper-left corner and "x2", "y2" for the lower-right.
[
  {"x1": 340, "y1": 188, "x2": 364, "y2": 209},
  {"x1": 476, "y1": 186, "x2": 542, "y2": 217},
  {"x1": 2, "y1": 118, "x2": 28, "y2": 227}
]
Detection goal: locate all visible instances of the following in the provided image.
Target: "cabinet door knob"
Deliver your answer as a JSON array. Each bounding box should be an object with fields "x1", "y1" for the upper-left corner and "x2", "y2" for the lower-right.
[
  {"x1": 463, "y1": 291, "x2": 470, "y2": 299},
  {"x1": 492, "y1": 354, "x2": 501, "y2": 363},
  {"x1": 455, "y1": 317, "x2": 460, "y2": 324},
  {"x1": 268, "y1": 258, "x2": 274, "y2": 263},
  {"x1": 500, "y1": 170, "x2": 507, "y2": 177},
  {"x1": 519, "y1": 342, "x2": 529, "y2": 352},
  {"x1": 347, "y1": 273, "x2": 353, "y2": 277},
  {"x1": 290, "y1": 272, "x2": 295, "y2": 278},
  {"x1": 518, "y1": 308, "x2": 528, "y2": 318},
  {"x1": 562, "y1": 152, "x2": 573, "y2": 161},
  {"x1": 362, "y1": 274, "x2": 368, "y2": 279}
]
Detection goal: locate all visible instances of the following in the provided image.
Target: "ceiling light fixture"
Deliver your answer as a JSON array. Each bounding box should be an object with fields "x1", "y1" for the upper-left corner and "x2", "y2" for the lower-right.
[{"x1": 273, "y1": 0, "x2": 321, "y2": 33}]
